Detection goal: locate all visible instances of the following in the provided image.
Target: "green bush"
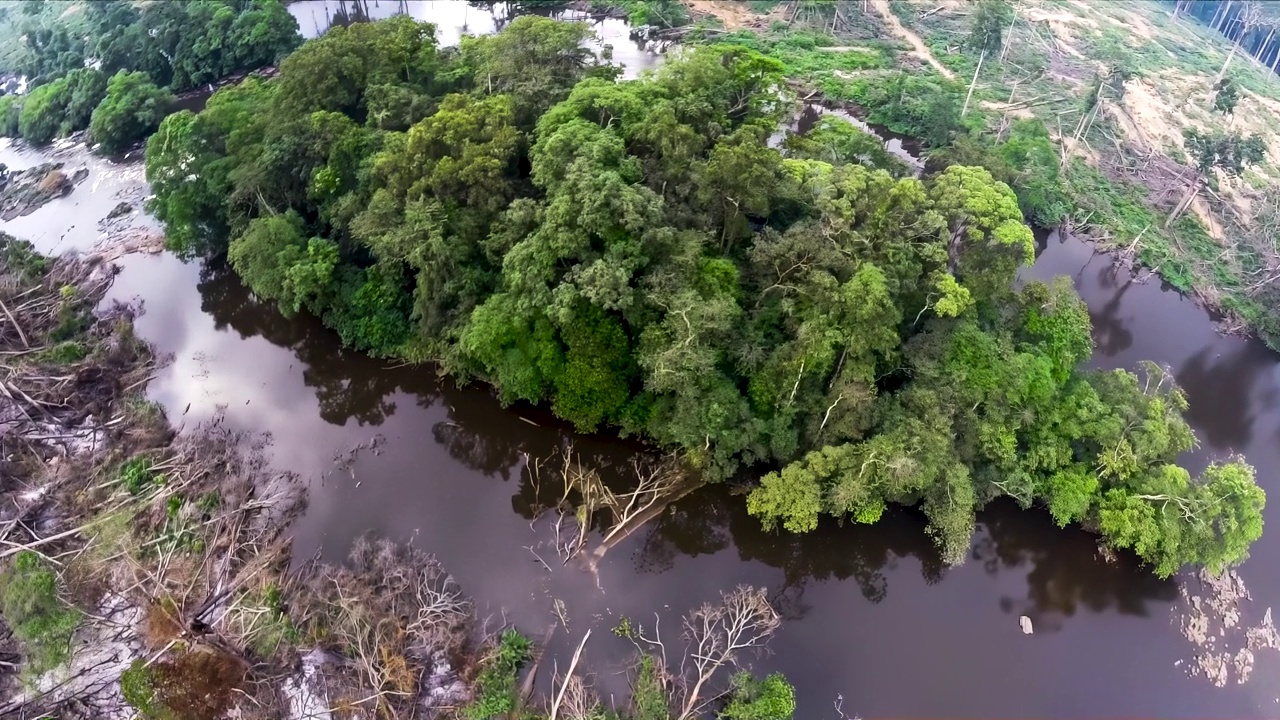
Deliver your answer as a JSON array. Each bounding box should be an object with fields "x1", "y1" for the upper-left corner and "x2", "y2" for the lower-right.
[
  {"x1": 462, "y1": 629, "x2": 533, "y2": 720},
  {"x1": 49, "y1": 304, "x2": 92, "y2": 343},
  {"x1": 0, "y1": 95, "x2": 22, "y2": 137},
  {"x1": 720, "y1": 672, "x2": 796, "y2": 720},
  {"x1": 853, "y1": 72, "x2": 969, "y2": 148},
  {"x1": 37, "y1": 341, "x2": 88, "y2": 365},
  {"x1": 120, "y1": 456, "x2": 160, "y2": 496},
  {"x1": 0, "y1": 551, "x2": 81, "y2": 677},
  {"x1": 629, "y1": 655, "x2": 670, "y2": 720},
  {"x1": 0, "y1": 235, "x2": 50, "y2": 283}
]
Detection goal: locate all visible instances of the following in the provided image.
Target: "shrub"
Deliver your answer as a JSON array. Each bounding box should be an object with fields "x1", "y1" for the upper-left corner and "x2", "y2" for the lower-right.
[
  {"x1": 462, "y1": 629, "x2": 533, "y2": 720},
  {"x1": 37, "y1": 340, "x2": 88, "y2": 364},
  {"x1": 720, "y1": 672, "x2": 796, "y2": 720},
  {"x1": 120, "y1": 456, "x2": 160, "y2": 495},
  {"x1": 0, "y1": 551, "x2": 81, "y2": 677}
]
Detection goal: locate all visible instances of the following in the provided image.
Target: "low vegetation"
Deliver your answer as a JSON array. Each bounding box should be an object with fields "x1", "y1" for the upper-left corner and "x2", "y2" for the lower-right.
[
  {"x1": 0, "y1": 551, "x2": 81, "y2": 679},
  {"x1": 141, "y1": 13, "x2": 1265, "y2": 578}
]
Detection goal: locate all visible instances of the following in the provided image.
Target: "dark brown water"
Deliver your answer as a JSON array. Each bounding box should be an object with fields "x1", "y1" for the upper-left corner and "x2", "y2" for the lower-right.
[{"x1": 2, "y1": 3, "x2": 1280, "y2": 716}]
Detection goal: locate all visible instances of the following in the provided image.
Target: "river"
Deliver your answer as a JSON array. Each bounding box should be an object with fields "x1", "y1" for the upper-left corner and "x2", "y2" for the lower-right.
[{"x1": 4, "y1": 1, "x2": 1280, "y2": 716}]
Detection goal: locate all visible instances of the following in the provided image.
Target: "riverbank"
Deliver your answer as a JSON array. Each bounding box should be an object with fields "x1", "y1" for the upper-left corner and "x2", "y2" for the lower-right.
[
  {"x1": 5, "y1": 4, "x2": 1280, "y2": 717},
  {"x1": 0, "y1": 227, "x2": 794, "y2": 720}
]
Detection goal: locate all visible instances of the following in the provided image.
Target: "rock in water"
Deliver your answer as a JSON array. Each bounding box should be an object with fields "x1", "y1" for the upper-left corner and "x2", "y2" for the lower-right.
[
  {"x1": 1020, "y1": 615, "x2": 1033, "y2": 634},
  {"x1": 0, "y1": 162, "x2": 90, "y2": 221}
]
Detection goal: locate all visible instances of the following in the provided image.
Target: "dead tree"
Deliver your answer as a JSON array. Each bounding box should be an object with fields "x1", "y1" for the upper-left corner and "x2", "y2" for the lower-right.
[
  {"x1": 640, "y1": 586, "x2": 782, "y2": 720},
  {"x1": 1219, "y1": 1, "x2": 1263, "y2": 80},
  {"x1": 536, "y1": 443, "x2": 695, "y2": 574}
]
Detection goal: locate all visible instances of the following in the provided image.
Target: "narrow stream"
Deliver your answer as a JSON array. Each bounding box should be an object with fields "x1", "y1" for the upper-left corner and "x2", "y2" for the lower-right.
[{"x1": 2, "y1": 2, "x2": 1279, "y2": 716}]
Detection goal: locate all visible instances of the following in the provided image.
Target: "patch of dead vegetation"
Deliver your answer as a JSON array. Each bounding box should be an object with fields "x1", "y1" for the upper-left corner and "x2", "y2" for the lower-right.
[
  {"x1": 0, "y1": 236, "x2": 484, "y2": 720},
  {"x1": 1176, "y1": 568, "x2": 1280, "y2": 687},
  {"x1": 685, "y1": 0, "x2": 779, "y2": 30}
]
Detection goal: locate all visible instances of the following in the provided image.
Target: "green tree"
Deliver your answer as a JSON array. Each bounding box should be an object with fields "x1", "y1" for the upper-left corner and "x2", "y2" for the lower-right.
[
  {"x1": 273, "y1": 15, "x2": 439, "y2": 118},
  {"x1": 18, "y1": 78, "x2": 70, "y2": 144},
  {"x1": 227, "y1": 212, "x2": 309, "y2": 309},
  {"x1": 89, "y1": 71, "x2": 174, "y2": 154},
  {"x1": 967, "y1": 0, "x2": 1015, "y2": 55},
  {"x1": 459, "y1": 15, "x2": 617, "y2": 127},
  {"x1": 929, "y1": 165, "x2": 1035, "y2": 305}
]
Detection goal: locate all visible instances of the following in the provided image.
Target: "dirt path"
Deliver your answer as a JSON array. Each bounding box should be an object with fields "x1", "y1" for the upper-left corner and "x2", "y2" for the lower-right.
[{"x1": 868, "y1": 0, "x2": 957, "y2": 80}]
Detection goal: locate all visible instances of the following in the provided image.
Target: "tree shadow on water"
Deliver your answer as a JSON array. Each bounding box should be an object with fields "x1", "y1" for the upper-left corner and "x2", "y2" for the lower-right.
[
  {"x1": 973, "y1": 498, "x2": 1179, "y2": 633},
  {"x1": 1176, "y1": 341, "x2": 1275, "y2": 453},
  {"x1": 196, "y1": 259, "x2": 421, "y2": 426},
  {"x1": 628, "y1": 487, "x2": 1180, "y2": 629}
]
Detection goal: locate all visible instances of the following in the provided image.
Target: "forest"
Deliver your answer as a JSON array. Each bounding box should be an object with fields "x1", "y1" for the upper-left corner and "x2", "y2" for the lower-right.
[
  {"x1": 0, "y1": 0, "x2": 299, "y2": 152},
  {"x1": 142, "y1": 12, "x2": 1266, "y2": 577}
]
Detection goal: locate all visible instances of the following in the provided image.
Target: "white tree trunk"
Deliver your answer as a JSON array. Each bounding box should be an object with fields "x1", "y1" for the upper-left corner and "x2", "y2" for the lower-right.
[
  {"x1": 1219, "y1": 35, "x2": 1242, "y2": 79},
  {"x1": 1257, "y1": 27, "x2": 1274, "y2": 66},
  {"x1": 962, "y1": 49, "x2": 986, "y2": 117}
]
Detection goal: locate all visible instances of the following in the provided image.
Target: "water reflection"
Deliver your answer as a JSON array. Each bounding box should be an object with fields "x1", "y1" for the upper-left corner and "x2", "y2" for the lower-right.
[
  {"x1": 1089, "y1": 263, "x2": 1138, "y2": 356},
  {"x1": 197, "y1": 259, "x2": 411, "y2": 425},
  {"x1": 1177, "y1": 341, "x2": 1275, "y2": 451},
  {"x1": 976, "y1": 499, "x2": 1179, "y2": 624}
]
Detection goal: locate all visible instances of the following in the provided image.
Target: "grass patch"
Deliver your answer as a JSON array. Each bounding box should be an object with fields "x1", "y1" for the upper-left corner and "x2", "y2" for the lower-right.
[
  {"x1": 32, "y1": 340, "x2": 88, "y2": 365},
  {"x1": 120, "y1": 456, "x2": 162, "y2": 496},
  {"x1": 247, "y1": 584, "x2": 301, "y2": 657},
  {"x1": 0, "y1": 551, "x2": 81, "y2": 679},
  {"x1": 462, "y1": 629, "x2": 533, "y2": 720},
  {"x1": 720, "y1": 29, "x2": 889, "y2": 78}
]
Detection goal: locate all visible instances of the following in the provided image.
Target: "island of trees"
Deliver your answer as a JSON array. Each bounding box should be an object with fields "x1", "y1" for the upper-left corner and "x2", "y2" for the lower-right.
[{"x1": 143, "y1": 13, "x2": 1265, "y2": 578}]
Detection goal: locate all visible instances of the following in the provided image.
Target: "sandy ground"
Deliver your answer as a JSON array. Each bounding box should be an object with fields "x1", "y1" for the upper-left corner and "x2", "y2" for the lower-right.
[
  {"x1": 685, "y1": 0, "x2": 780, "y2": 30},
  {"x1": 868, "y1": 0, "x2": 956, "y2": 80}
]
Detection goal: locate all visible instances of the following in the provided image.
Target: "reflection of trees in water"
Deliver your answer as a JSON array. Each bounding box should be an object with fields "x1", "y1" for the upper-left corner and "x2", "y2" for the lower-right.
[
  {"x1": 973, "y1": 499, "x2": 1178, "y2": 632},
  {"x1": 1088, "y1": 263, "x2": 1136, "y2": 357},
  {"x1": 631, "y1": 486, "x2": 942, "y2": 612},
  {"x1": 1177, "y1": 341, "x2": 1275, "y2": 452},
  {"x1": 197, "y1": 259, "x2": 416, "y2": 426},
  {"x1": 631, "y1": 486, "x2": 1180, "y2": 628}
]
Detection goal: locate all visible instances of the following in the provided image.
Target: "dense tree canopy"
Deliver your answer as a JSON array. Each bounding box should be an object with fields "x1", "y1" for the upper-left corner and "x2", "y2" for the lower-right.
[
  {"x1": 145, "y1": 16, "x2": 1265, "y2": 577},
  {"x1": 0, "y1": 0, "x2": 298, "y2": 151},
  {"x1": 16, "y1": 68, "x2": 107, "y2": 145},
  {"x1": 89, "y1": 72, "x2": 175, "y2": 155},
  {"x1": 20, "y1": 0, "x2": 301, "y2": 93}
]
